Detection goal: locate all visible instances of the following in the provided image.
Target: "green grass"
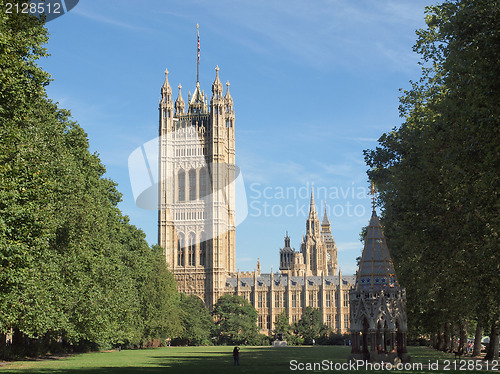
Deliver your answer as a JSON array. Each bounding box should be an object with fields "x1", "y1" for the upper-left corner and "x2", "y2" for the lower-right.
[{"x1": 1, "y1": 346, "x2": 493, "y2": 373}]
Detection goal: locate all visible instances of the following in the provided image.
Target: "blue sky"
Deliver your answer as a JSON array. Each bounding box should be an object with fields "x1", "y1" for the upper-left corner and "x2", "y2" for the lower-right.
[{"x1": 40, "y1": 0, "x2": 436, "y2": 275}]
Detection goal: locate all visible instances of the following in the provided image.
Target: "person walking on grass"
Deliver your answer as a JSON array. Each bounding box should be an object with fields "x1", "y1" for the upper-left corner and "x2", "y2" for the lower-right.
[{"x1": 233, "y1": 346, "x2": 240, "y2": 366}]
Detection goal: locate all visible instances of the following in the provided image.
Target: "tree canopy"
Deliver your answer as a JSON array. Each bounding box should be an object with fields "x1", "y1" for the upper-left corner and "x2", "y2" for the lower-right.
[
  {"x1": 0, "y1": 1, "x2": 181, "y2": 357},
  {"x1": 212, "y1": 294, "x2": 259, "y2": 345},
  {"x1": 364, "y1": 0, "x2": 499, "y2": 358}
]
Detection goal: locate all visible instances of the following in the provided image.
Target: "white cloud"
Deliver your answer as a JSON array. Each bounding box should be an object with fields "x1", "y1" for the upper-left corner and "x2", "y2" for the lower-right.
[{"x1": 74, "y1": 7, "x2": 152, "y2": 32}]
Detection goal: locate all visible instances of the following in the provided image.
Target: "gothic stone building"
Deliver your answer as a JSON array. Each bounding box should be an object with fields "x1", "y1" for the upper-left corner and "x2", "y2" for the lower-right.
[{"x1": 158, "y1": 67, "x2": 354, "y2": 335}]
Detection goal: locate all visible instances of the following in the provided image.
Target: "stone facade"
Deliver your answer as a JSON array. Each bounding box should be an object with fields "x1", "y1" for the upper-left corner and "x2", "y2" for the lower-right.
[
  {"x1": 158, "y1": 66, "x2": 354, "y2": 335},
  {"x1": 158, "y1": 67, "x2": 236, "y2": 308}
]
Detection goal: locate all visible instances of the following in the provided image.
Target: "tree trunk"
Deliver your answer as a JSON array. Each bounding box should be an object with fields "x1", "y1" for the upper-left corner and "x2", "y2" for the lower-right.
[
  {"x1": 437, "y1": 328, "x2": 445, "y2": 351},
  {"x1": 473, "y1": 324, "x2": 483, "y2": 357},
  {"x1": 431, "y1": 333, "x2": 438, "y2": 349},
  {"x1": 444, "y1": 322, "x2": 451, "y2": 352},
  {"x1": 459, "y1": 320, "x2": 467, "y2": 354},
  {"x1": 12, "y1": 328, "x2": 24, "y2": 355},
  {"x1": 0, "y1": 333, "x2": 6, "y2": 359},
  {"x1": 451, "y1": 323, "x2": 459, "y2": 352},
  {"x1": 485, "y1": 319, "x2": 499, "y2": 361}
]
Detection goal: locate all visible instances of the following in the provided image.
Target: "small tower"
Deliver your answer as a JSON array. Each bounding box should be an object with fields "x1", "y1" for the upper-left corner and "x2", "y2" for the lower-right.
[
  {"x1": 300, "y1": 188, "x2": 328, "y2": 276},
  {"x1": 348, "y1": 184, "x2": 410, "y2": 363},
  {"x1": 175, "y1": 84, "x2": 185, "y2": 115},
  {"x1": 321, "y1": 203, "x2": 338, "y2": 275},
  {"x1": 279, "y1": 232, "x2": 295, "y2": 274}
]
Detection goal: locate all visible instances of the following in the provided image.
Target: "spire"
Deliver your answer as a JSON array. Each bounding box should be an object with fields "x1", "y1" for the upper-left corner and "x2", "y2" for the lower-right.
[
  {"x1": 310, "y1": 185, "x2": 316, "y2": 213},
  {"x1": 163, "y1": 68, "x2": 169, "y2": 88},
  {"x1": 175, "y1": 84, "x2": 185, "y2": 114},
  {"x1": 161, "y1": 68, "x2": 172, "y2": 96},
  {"x1": 225, "y1": 81, "x2": 232, "y2": 100},
  {"x1": 322, "y1": 202, "x2": 330, "y2": 226},
  {"x1": 355, "y1": 209, "x2": 399, "y2": 291},
  {"x1": 212, "y1": 65, "x2": 223, "y2": 98}
]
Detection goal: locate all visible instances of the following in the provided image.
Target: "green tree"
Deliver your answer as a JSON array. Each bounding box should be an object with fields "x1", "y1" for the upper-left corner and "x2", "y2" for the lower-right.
[
  {"x1": 0, "y1": 2, "x2": 184, "y2": 356},
  {"x1": 364, "y1": 0, "x2": 499, "y2": 358},
  {"x1": 139, "y1": 245, "x2": 182, "y2": 344},
  {"x1": 272, "y1": 311, "x2": 291, "y2": 340},
  {"x1": 293, "y1": 307, "x2": 327, "y2": 345},
  {"x1": 212, "y1": 294, "x2": 258, "y2": 345},
  {"x1": 177, "y1": 294, "x2": 213, "y2": 345}
]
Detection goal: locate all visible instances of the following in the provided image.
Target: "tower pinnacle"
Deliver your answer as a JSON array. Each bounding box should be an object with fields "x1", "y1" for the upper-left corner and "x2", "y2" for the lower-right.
[
  {"x1": 310, "y1": 184, "x2": 316, "y2": 212},
  {"x1": 212, "y1": 65, "x2": 223, "y2": 97},
  {"x1": 322, "y1": 202, "x2": 330, "y2": 226},
  {"x1": 175, "y1": 84, "x2": 185, "y2": 114}
]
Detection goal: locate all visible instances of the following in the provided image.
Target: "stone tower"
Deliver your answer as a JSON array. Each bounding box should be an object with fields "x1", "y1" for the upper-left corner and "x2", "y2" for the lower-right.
[
  {"x1": 321, "y1": 204, "x2": 338, "y2": 275},
  {"x1": 349, "y1": 197, "x2": 410, "y2": 363},
  {"x1": 300, "y1": 189, "x2": 328, "y2": 276},
  {"x1": 158, "y1": 50, "x2": 236, "y2": 307}
]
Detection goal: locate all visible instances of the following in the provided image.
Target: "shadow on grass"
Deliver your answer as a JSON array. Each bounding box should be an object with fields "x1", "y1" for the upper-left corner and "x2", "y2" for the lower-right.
[
  {"x1": 4, "y1": 346, "x2": 349, "y2": 374},
  {"x1": 5, "y1": 346, "x2": 483, "y2": 374}
]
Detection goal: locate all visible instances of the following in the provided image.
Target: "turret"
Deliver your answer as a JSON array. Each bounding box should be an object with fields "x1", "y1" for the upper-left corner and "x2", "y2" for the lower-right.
[
  {"x1": 321, "y1": 204, "x2": 330, "y2": 230},
  {"x1": 211, "y1": 65, "x2": 223, "y2": 100},
  {"x1": 284, "y1": 231, "x2": 291, "y2": 248},
  {"x1": 159, "y1": 68, "x2": 174, "y2": 134},
  {"x1": 306, "y1": 188, "x2": 320, "y2": 235},
  {"x1": 225, "y1": 81, "x2": 233, "y2": 107},
  {"x1": 161, "y1": 68, "x2": 172, "y2": 104},
  {"x1": 175, "y1": 84, "x2": 185, "y2": 115}
]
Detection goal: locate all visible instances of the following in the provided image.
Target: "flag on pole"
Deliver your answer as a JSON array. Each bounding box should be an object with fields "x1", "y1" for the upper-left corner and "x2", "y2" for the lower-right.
[{"x1": 197, "y1": 24, "x2": 200, "y2": 63}]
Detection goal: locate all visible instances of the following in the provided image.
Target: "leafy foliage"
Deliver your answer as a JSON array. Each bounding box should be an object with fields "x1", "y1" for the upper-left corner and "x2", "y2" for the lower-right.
[
  {"x1": 293, "y1": 307, "x2": 327, "y2": 345},
  {"x1": 364, "y1": 0, "x2": 499, "y2": 357},
  {"x1": 212, "y1": 294, "x2": 258, "y2": 345},
  {"x1": 0, "y1": 2, "x2": 181, "y2": 357},
  {"x1": 176, "y1": 294, "x2": 213, "y2": 346}
]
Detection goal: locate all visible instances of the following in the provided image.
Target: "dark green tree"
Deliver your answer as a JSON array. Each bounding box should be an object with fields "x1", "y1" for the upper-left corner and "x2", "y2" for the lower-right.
[
  {"x1": 212, "y1": 294, "x2": 258, "y2": 345},
  {"x1": 177, "y1": 294, "x2": 213, "y2": 345},
  {"x1": 0, "y1": 2, "x2": 184, "y2": 356},
  {"x1": 293, "y1": 307, "x2": 327, "y2": 345},
  {"x1": 272, "y1": 311, "x2": 291, "y2": 340},
  {"x1": 139, "y1": 245, "x2": 182, "y2": 344},
  {"x1": 364, "y1": 0, "x2": 499, "y2": 358}
]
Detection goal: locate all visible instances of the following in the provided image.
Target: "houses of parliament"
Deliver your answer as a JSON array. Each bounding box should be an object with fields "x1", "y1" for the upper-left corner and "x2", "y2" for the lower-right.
[{"x1": 158, "y1": 52, "x2": 354, "y2": 335}]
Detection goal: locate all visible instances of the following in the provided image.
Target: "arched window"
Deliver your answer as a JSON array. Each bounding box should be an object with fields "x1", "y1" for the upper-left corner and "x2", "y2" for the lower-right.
[
  {"x1": 189, "y1": 169, "x2": 197, "y2": 201},
  {"x1": 188, "y1": 234, "x2": 195, "y2": 266},
  {"x1": 177, "y1": 235, "x2": 185, "y2": 266},
  {"x1": 199, "y1": 166, "x2": 209, "y2": 199},
  {"x1": 178, "y1": 169, "x2": 185, "y2": 201},
  {"x1": 199, "y1": 240, "x2": 206, "y2": 266}
]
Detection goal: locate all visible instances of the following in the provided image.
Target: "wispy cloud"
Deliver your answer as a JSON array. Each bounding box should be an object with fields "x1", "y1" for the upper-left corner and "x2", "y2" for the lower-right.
[
  {"x1": 74, "y1": 8, "x2": 152, "y2": 32},
  {"x1": 186, "y1": 0, "x2": 429, "y2": 72}
]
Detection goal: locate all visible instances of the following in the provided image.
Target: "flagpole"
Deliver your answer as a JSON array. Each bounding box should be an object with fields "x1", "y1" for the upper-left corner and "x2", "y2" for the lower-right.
[{"x1": 197, "y1": 24, "x2": 200, "y2": 83}]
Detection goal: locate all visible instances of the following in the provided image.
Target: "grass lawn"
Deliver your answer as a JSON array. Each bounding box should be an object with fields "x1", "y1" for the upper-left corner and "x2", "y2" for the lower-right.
[{"x1": 1, "y1": 346, "x2": 493, "y2": 373}]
